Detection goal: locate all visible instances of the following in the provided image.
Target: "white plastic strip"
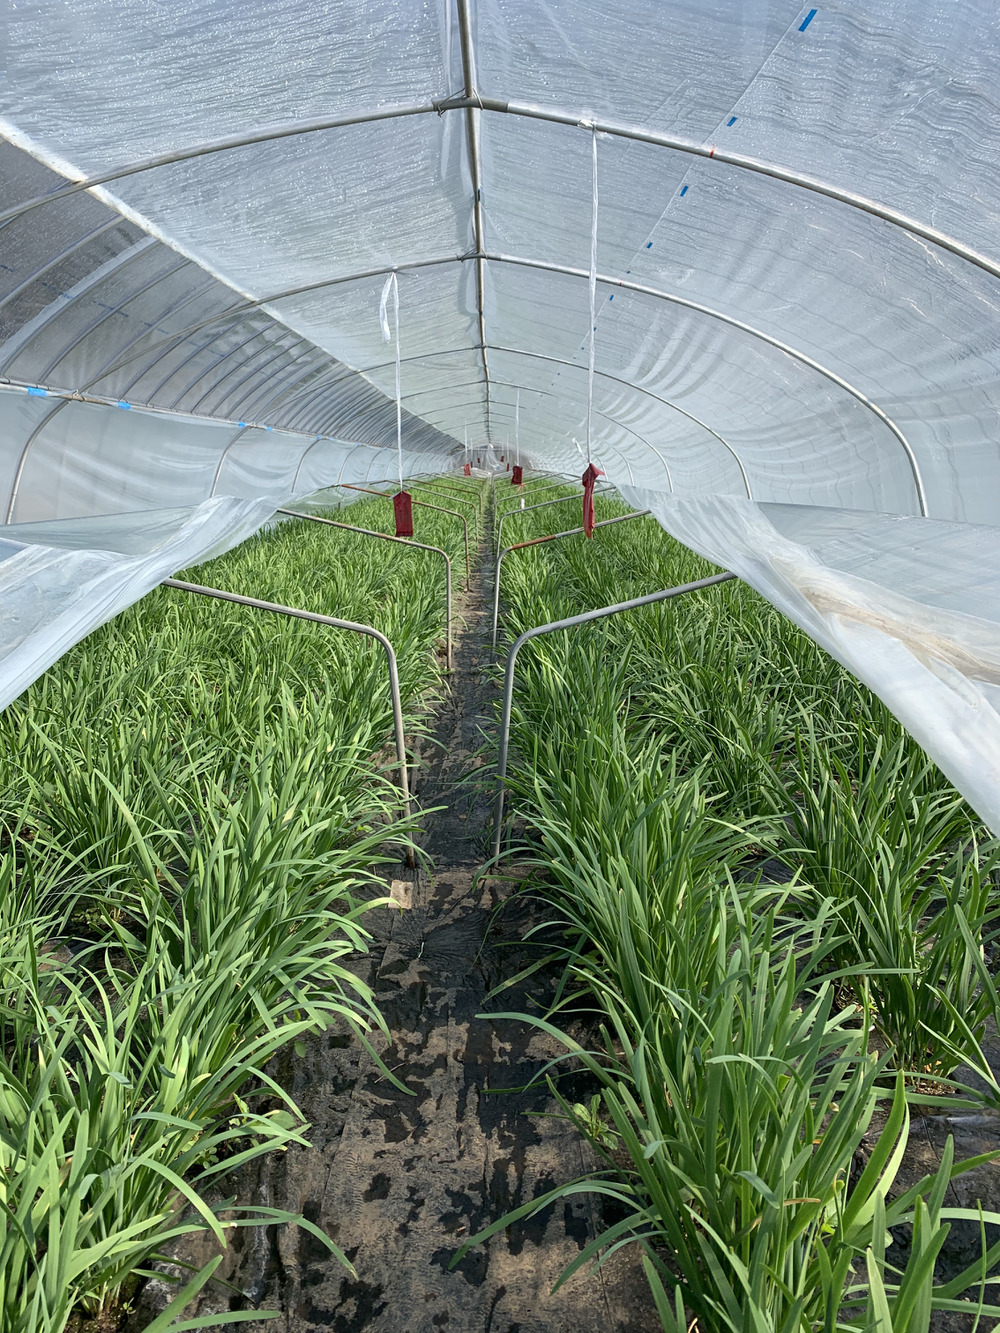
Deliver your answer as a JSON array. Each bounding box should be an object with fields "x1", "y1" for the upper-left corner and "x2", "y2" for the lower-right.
[
  {"x1": 587, "y1": 126, "x2": 598, "y2": 466},
  {"x1": 379, "y1": 271, "x2": 403, "y2": 491},
  {"x1": 623, "y1": 487, "x2": 1000, "y2": 835}
]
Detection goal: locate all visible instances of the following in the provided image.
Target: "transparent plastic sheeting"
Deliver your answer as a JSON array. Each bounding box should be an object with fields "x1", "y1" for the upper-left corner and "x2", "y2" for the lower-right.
[
  {"x1": 621, "y1": 486, "x2": 1000, "y2": 834},
  {"x1": 3, "y1": 0, "x2": 1000, "y2": 825},
  {"x1": 0, "y1": 497, "x2": 274, "y2": 713},
  {"x1": 0, "y1": 385, "x2": 452, "y2": 708}
]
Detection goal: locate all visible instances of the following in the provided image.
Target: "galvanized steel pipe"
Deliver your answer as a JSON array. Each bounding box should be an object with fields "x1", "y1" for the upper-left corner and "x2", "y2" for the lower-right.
[
  {"x1": 277, "y1": 508, "x2": 453, "y2": 672},
  {"x1": 161, "y1": 576, "x2": 415, "y2": 865},
  {"x1": 491, "y1": 571, "x2": 738, "y2": 863}
]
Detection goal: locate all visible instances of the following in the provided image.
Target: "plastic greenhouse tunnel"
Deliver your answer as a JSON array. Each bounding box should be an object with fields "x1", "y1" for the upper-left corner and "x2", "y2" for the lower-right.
[{"x1": 4, "y1": 2, "x2": 1000, "y2": 1330}]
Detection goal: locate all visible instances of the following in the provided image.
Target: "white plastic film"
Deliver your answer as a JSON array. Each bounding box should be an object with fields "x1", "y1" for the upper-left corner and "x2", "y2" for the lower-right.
[
  {"x1": 2, "y1": 0, "x2": 1000, "y2": 828},
  {"x1": 623, "y1": 485, "x2": 1000, "y2": 833}
]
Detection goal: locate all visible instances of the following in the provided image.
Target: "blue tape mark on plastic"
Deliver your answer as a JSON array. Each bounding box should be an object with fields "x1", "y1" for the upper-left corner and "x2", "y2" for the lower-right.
[
  {"x1": 117, "y1": 400, "x2": 131, "y2": 410},
  {"x1": 680, "y1": 185, "x2": 689, "y2": 197},
  {"x1": 265, "y1": 425, "x2": 273, "y2": 431},
  {"x1": 26, "y1": 386, "x2": 47, "y2": 397},
  {"x1": 727, "y1": 116, "x2": 737, "y2": 127},
  {"x1": 237, "y1": 421, "x2": 246, "y2": 428},
  {"x1": 799, "y1": 8, "x2": 817, "y2": 30},
  {"x1": 608, "y1": 294, "x2": 614, "y2": 300},
  {"x1": 646, "y1": 241, "x2": 653, "y2": 249}
]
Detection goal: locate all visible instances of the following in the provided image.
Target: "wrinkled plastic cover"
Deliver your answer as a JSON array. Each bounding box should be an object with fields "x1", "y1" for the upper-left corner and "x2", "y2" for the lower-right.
[
  {"x1": 0, "y1": 497, "x2": 274, "y2": 712},
  {"x1": 623, "y1": 486, "x2": 1000, "y2": 832},
  {"x1": 2, "y1": 2, "x2": 1000, "y2": 825},
  {"x1": 0, "y1": 386, "x2": 452, "y2": 706}
]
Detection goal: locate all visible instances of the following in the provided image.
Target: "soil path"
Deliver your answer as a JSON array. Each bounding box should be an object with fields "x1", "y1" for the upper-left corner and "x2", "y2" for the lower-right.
[{"x1": 136, "y1": 495, "x2": 655, "y2": 1332}]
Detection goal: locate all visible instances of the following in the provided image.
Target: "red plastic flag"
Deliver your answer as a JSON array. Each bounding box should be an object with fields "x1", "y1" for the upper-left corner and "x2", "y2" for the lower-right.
[
  {"x1": 581, "y1": 463, "x2": 603, "y2": 538},
  {"x1": 500, "y1": 455, "x2": 505, "y2": 462},
  {"x1": 463, "y1": 462, "x2": 471, "y2": 476},
  {"x1": 393, "y1": 490, "x2": 414, "y2": 537},
  {"x1": 511, "y1": 465, "x2": 523, "y2": 485}
]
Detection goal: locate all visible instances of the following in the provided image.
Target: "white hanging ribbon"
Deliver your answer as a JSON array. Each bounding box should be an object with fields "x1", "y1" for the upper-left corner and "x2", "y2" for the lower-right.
[
  {"x1": 587, "y1": 126, "x2": 598, "y2": 467},
  {"x1": 379, "y1": 272, "x2": 403, "y2": 490}
]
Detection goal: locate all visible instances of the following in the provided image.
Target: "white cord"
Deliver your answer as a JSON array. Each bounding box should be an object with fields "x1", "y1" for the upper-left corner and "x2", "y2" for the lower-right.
[
  {"x1": 587, "y1": 125, "x2": 598, "y2": 466},
  {"x1": 379, "y1": 271, "x2": 403, "y2": 489}
]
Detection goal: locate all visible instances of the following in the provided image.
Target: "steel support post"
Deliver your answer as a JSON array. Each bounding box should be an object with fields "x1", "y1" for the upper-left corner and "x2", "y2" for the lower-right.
[
  {"x1": 495, "y1": 487, "x2": 613, "y2": 557},
  {"x1": 491, "y1": 571, "x2": 738, "y2": 863},
  {"x1": 341, "y1": 483, "x2": 471, "y2": 587},
  {"x1": 277, "y1": 508, "x2": 453, "y2": 672},
  {"x1": 492, "y1": 510, "x2": 651, "y2": 648},
  {"x1": 161, "y1": 577, "x2": 415, "y2": 866}
]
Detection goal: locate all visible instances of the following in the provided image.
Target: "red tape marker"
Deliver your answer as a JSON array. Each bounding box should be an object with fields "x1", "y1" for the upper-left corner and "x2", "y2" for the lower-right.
[
  {"x1": 581, "y1": 462, "x2": 603, "y2": 538},
  {"x1": 463, "y1": 462, "x2": 471, "y2": 476},
  {"x1": 511, "y1": 464, "x2": 523, "y2": 485},
  {"x1": 393, "y1": 490, "x2": 414, "y2": 537}
]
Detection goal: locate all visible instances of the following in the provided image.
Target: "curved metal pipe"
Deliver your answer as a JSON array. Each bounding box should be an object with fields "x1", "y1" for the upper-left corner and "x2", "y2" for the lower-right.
[
  {"x1": 456, "y1": 0, "x2": 493, "y2": 440},
  {"x1": 341, "y1": 483, "x2": 471, "y2": 587},
  {"x1": 166, "y1": 324, "x2": 292, "y2": 409},
  {"x1": 492, "y1": 509, "x2": 652, "y2": 649},
  {"x1": 67, "y1": 247, "x2": 911, "y2": 512},
  {"x1": 491, "y1": 571, "x2": 737, "y2": 863},
  {"x1": 81, "y1": 252, "x2": 470, "y2": 389},
  {"x1": 36, "y1": 257, "x2": 192, "y2": 384},
  {"x1": 162, "y1": 575, "x2": 414, "y2": 862},
  {"x1": 277, "y1": 508, "x2": 452, "y2": 672},
  {"x1": 489, "y1": 347, "x2": 743, "y2": 496},
  {"x1": 488, "y1": 378, "x2": 694, "y2": 502},
  {"x1": 486, "y1": 251, "x2": 927, "y2": 516},
  {"x1": 0, "y1": 218, "x2": 123, "y2": 313},
  {"x1": 231, "y1": 352, "x2": 331, "y2": 424},
  {"x1": 187, "y1": 332, "x2": 306, "y2": 416},
  {"x1": 290, "y1": 436, "x2": 325, "y2": 493},
  {"x1": 5, "y1": 397, "x2": 71, "y2": 522},
  {"x1": 0, "y1": 237, "x2": 158, "y2": 375},
  {"x1": 135, "y1": 316, "x2": 269, "y2": 404},
  {"x1": 0, "y1": 101, "x2": 442, "y2": 227},
  {"x1": 78, "y1": 276, "x2": 235, "y2": 395},
  {"x1": 495, "y1": 486, "x2": 614, "y2": 557},
  {"x1": 495, "y1": 480, "x2": 573, "y2": 515},
  {"x1": 209, "y1": 424, "x2": 253, "y2": 497},
  {"x1": 4, "y1": 96, "x2": 998, "y2": 290}
]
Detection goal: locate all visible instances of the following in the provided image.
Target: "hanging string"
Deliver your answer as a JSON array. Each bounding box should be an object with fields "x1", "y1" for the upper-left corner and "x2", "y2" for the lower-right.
[
  {"x1": 587, "y1": 125, "x2": 598, "y2": 466},
  {"x1": 379, "y1": 271, "x2": 403, "y2": 490}
]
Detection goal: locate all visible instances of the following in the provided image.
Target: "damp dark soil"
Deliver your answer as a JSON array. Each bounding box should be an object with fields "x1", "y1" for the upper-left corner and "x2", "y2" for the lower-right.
[{"x1": 129, "y1": 518, "x2": 658, "y2": 1332}]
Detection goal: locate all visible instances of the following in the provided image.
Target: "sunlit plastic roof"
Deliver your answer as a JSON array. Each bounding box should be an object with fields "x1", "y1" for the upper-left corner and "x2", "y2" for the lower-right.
[{"x1": 3, "y1": 1, "x2": 1000, "y2": 827}]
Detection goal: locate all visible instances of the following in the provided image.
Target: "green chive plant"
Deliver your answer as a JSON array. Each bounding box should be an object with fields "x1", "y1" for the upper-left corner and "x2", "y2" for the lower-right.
[
  {"x1": 485, "y1": 488, "x2": 1000, "y2": 1326},
  {"x1": 0, "y1": 481, "x2": 482, "y2": 1331}
]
